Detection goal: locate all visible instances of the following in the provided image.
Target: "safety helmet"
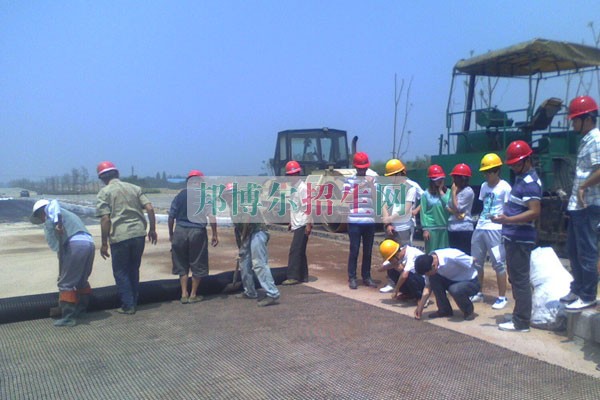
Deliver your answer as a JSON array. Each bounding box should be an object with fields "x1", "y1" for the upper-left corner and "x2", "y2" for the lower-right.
[
  {"x1": 30, "y1": 199, "x2": 50, "y2": 224},
  {"x1": 384, "y1": 159, "x2": 406, "y2": 176},
  {"x1": 97, "y1": 161, "x2": 117, "y2": 177},
  {"x1": 505, "y1": 140, "x2": 533, "y2": 165},
  {"x1": 450, "y1": 163, "x2": 472, "y2": 177},
  {"x1": 223, "y1": 182, "x2": 234, "y2": 194},
  {"x1": 187, "y1": 170, "x2": 204, "y2": 179},
  {"x1": 568, "y1": 95, "x2": 599, "y2": 120},
  {"x1": 479, "y1": 153, "x2": 503, "y2": 171},
  {"x1": 285, "y1": 160, "x2": 302, "y2": 175},
  {"x1": 353, "y1": 152, "x2": 370, "y2": 168},
  {"x1": 379, "y1": 239, "x2": 400, "y2": 262},
  {"x1": 427, "y1": 164, "x2": 445, "y2": 179}
]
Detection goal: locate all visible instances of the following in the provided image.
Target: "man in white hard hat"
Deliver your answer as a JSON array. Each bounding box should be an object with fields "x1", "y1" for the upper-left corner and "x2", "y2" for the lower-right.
[
  {"x1": 95, "y1": 161, "x2": 157, "y2": 314},
  {"x1": 31, "y1": 199, "x2": 94, "y2": 327}
]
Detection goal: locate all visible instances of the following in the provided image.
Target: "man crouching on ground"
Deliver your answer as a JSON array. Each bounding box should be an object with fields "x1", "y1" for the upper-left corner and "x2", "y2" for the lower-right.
[{"x1": 413, "y1": 248, "x2": 480, "y2": 321}]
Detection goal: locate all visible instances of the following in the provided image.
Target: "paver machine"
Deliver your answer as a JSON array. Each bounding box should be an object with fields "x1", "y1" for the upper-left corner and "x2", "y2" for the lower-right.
[{"x1": 409, "y1": 38, "x2": 600, "y2": 251}]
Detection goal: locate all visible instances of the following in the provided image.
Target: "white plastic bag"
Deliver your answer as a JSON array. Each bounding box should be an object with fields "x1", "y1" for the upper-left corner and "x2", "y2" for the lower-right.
[{"x1": 529, "y1": 247, "x2": 572, "y2": 331}]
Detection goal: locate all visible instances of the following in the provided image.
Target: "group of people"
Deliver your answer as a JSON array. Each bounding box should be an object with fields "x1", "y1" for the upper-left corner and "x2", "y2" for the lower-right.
[
  {"x1": 345, "y1": 95, "x2": 600, "y2": 334},
  {"x1": 31, "y1": 95, "x2": 599, "y2": 334}
]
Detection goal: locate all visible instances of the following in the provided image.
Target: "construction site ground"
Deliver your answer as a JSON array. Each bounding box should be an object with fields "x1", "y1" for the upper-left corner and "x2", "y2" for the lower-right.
[{"x1": 1, "y1": 203, "x2": 600, "y2": 398}]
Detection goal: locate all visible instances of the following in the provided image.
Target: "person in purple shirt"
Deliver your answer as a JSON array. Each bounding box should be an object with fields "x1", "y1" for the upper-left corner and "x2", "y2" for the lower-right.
[{"x1": 491, "y1": 141, "x2": 541, "y2": 332}]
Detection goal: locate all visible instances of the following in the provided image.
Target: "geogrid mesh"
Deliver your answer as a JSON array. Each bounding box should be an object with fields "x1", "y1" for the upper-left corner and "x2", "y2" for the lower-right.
[{"x1": 1, "y1": 285, "x2": 598, "y2": 400}]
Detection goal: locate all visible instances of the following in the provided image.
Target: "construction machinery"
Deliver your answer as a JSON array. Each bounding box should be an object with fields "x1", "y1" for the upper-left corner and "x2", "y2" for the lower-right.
[
  {"x1": 409, "y1": 38, "x2": 600, "y2": 250},
  {"x1": 271, "y1": 128, "x2": 361, "y2": 232}
]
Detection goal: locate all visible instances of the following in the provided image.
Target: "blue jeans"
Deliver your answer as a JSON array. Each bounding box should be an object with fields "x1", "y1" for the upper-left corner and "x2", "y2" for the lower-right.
[
  {"x1": 567, "y1": 206, "x2": 600, "y2": 302},
  {"x1": 347, "y1": 223, "x2": 376, "y2": 280},
  {"x1": 240, "y1": 231, "x2": 280, "y2": 299},
  {"x1": 111, "y1": 236, "x2": 145, "y2": 309},
  {"x1": 429, "y1": 274, "x2": 480, "y2": 316}
]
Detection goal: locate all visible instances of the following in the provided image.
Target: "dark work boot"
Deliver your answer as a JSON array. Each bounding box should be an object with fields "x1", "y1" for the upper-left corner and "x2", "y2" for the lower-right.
[
  {"x1": 74, "y1": 294, "x2": 90, "y2": 318},
  {"x1": 54, "y1": 302, "x2": 77, "y2": 327}
]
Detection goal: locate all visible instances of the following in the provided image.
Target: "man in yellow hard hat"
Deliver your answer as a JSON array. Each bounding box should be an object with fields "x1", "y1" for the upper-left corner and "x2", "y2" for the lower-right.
[
  {"x1": 378, "y1": 239, "x2": 425, "y2": 301},
  {"x1": 469, "y1": 153, "x2": 511, "y2": 310},
  {"x1": 380, "y1": 158, "x2": 423, "y2": 293}
]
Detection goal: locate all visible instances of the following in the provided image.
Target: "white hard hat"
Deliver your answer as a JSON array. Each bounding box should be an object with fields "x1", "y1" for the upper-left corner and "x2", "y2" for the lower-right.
[{"x1": 30, "y1": 199, "x2": 50, "y2": 224}]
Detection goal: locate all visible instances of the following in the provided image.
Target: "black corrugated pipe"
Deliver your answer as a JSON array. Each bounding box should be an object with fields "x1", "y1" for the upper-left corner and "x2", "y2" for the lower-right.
[{"x1": 0, "y1": 267, "x2": 288, "y2": 324}]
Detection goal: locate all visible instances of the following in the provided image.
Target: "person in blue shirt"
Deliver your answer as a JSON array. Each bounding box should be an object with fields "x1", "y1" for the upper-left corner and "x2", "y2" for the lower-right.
[{"x1": 492, "y1": 141, "x2": 541, "y2": 332}]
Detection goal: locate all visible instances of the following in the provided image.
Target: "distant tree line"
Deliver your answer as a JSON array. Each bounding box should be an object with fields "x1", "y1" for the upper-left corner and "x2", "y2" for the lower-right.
[{"x1": 9, "y1": 167, "x2": 186, "y2": 195}]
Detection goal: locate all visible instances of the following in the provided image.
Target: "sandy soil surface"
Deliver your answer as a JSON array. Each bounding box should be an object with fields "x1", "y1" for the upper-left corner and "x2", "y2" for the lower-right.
[{"x1": 1, "y1": 217, "x2": 600, "y2": 378}]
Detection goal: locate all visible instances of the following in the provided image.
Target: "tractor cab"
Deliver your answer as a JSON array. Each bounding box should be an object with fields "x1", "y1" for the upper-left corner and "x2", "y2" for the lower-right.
[{"x1": 272, "y1": 128, "x2": 351, "y2": 176}]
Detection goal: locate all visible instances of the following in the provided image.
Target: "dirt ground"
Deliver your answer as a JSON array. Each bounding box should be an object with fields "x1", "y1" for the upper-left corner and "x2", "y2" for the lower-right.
[{"x1": 1, "y1": 220, "x2": 600, "y2": 378}]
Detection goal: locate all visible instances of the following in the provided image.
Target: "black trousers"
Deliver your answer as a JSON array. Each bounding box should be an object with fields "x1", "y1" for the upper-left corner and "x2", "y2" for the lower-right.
[
  {"x1": 286, "y1": 226, "x2": 309, "y2": 281},
  {"x1": 504, "y1": 238, "x2": 534, "y2": 329},
  {"x1": 388, "y1": 269, "x2": 425, "y2": 299}
]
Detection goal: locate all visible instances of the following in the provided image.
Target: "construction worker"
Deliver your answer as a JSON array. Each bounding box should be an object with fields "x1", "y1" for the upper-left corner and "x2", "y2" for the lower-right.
[
  {"x1": 446, "y1": 163, "x2": 474, "y2": 255},
  {"x1": 344, "y1": 151, "x2": 378, "y2": 289},
  {"x1": 168, "y1": 170, "x2": 218, "y2": 304},
  {"x1": 561, "y1": 96, "x2": 600, "y2": 310},
  {"x1": 95, "y1": 161, "x2": 157, "y2": 315},
  {"x1": 380, "y1": 158, "x2": 422, "y2": 293},
  {"x1": 470, "y1": 153, "x2": 511, "y2": 309},
  {"x1": 222, "y1": 183, "x2": 280, "y2": 306},
  {"x1": 282, "y1": 161, "x2": 312, "y2": 285},
  {"x1": 420, "y1": 164, "x2": 450, "y2": 253},
  {"x1": 492, "y1": 141, "x2": 541, "y2": 332},
  {"x1": 30, "y1": 200, "x2": 94, "y2": 327},
  {"x1": 378, "y1": 239, "x2": 425, "y2": 301},
  {"x1": 413, "y1": 248, "x2": 480, "y2": 321}
]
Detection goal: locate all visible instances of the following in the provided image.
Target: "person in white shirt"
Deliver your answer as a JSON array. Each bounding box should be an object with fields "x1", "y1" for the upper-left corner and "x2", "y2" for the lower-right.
[
  {"x1": 378, "y1": 239, "x2": 425, "y2": 301},
  {"x1": 282, "y1": 161, "x2": 313, "y2": 285},
  {"x1": 344, "y1": 152, "x2": 378, "y2": 289},
  {"x1": 380, "y1": 158, "x2": 422, "y2": 293},
  {"x1": 414, "y1": 248, "x2": 480, "y2": 321},
  {"x1": 470, "y1": 153, "x2": 511, "y2": 309}
]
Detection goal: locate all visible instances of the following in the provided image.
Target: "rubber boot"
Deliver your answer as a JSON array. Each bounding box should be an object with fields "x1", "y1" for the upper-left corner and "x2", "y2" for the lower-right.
[
  {"x1": 74, "y1": 294, "x2": 90, "y2": 318},
  {"x1": 54, "y1": 302, "x2": 77, "y2": 327}
]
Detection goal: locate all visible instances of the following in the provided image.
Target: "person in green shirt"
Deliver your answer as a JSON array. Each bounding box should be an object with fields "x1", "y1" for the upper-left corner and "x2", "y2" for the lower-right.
[{"x1": 420, "y1": 164, "x2": 450, "y2": 253}]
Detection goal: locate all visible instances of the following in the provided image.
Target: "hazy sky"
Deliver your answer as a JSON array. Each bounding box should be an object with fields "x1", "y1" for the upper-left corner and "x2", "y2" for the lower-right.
[{"x1": 1, "y1": 1, "x2": 598, "y2": 182}]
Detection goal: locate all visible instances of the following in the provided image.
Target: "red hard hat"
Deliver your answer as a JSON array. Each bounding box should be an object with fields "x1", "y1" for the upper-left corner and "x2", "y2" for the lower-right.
[
  {"x1": 450, "y1": 163, "x2": 472, "y2": 177},
  {"x1": 505, "y1": 140, "x2": 533, "y2": 165},
  {"x1": 285, "y1": 160, "x2": 302, "y2": 175},
  {"x1": 187, "y1": 170, "x2": 204, "y2": 179},
  {"x1": 353, "y1": 152, "x2": 370, "y2": 168},
  {"x1": 568, "y1": 95, "x2": 599, "y2": 120},
  {"x1": 223, "y1": 182, "x2": 234, "y2": 193},
  {"x1": 427, "y1": 164, "x2": 445, "y2": 179},
  {"x1": 97, "y1": 161, "x2": 117, "y2": 177}
]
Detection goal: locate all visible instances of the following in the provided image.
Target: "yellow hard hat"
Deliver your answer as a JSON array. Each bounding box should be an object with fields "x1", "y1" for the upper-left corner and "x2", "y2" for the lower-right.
[
  {"x1": 384, "y1": 159, "x2": 406, "y2": 176},
  {"x1": 479, "y1": 153, "x2": 503, "y2": 171},
  {"x1": 379, "y1": 239, "x2": 400, "y2": 261}
]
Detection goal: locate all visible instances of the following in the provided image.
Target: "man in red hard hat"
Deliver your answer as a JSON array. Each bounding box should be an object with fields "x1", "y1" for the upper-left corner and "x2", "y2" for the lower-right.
[
  {"x1": 168, "y1": 170, "x2": 218, "y2": 304},
  {"x1": 344, "y1": 152, "x2": 378, "y2": 289},
  {"x1": 95, "y1": 161, "x2": 157, "y2": 314},
  {"x1": 282, "y1": 161, "x2": 313, "y2": 285},
  {"x1": 491, "y1": 141, "x2": 541, "y2": 332},
  {"x1": 561, "y1": 95, "x2": 600, "y2": 310}
]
